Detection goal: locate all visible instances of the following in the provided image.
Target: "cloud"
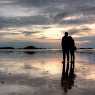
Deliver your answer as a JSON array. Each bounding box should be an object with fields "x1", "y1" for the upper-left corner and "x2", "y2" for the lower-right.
[
  {"x1": 0, "y1": 32, "x2": 19, "y2": 36},
  {"x1": 21, "y1": 31, "x2": 32, "y2": 36},
  {"x1": 13, "y1": 0, "x2": 60, "y2": 7},
  {"x1": 65, "y1": 26, "x2": 91, "y2": 36},
  {"x1": 0, "y1": 0, "x2": 95, "y2": 27},
  {"x1": 60, "y1": 15, "x2": 95, "y2": 25},
  {"x1": 21, "y1": 31, "x2": 42, "y2": 36},
  {"x1": 0, "y1": 15, "x2": 50, "y2": 28},
  {"x1": 0, "y1": 0, "x2": 95, "y2": 48}
]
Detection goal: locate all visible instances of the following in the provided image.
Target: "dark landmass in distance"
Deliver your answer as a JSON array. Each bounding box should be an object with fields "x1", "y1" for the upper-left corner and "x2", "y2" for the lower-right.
[
  {"x1": 0, "y1": 46, "x2": 45, "y2": 49},
  {"x1": 0, "y1": 47, "x2": 15, "y2": 49},
  {"x1": 78, "y1": 48, "x2": 94, "y2": 49},
  {"x1": 23, "y1": 46, "x2": 43, "y2": 49}
]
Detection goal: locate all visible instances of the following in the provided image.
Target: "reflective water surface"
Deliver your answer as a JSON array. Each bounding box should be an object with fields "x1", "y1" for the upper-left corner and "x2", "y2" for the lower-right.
[{"x1": 0, "y1": 50, "x2": 95, "y2": 95}]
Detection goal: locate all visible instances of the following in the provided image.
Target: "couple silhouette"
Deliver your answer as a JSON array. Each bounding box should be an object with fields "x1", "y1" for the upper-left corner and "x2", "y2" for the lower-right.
[
  {"x1": 61, "y1": 32, "x2": 76, "y2": 63},
  {"x1": 61, "y1": 32, "x2": 76, "y2": 93}
]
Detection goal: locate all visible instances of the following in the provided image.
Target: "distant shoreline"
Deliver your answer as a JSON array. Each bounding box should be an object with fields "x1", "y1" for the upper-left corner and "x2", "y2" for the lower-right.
[
  {"x1": 0, "y1": 47, "x2": 94, "y2": 50},
  {"x1": 0, "y1": 46, "x2": 95, "y2": 53},
  {"x1": 0, "y1": 48, "x2": 95, "y2": 51}
]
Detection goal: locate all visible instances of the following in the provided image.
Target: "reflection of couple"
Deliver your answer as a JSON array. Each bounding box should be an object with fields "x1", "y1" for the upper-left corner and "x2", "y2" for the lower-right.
[
  {"x1": 61, "y1": 61, "x2": 75, "y2": 93},
  {"x1": 61, "y1": 32, "x2": 76, "y2": 93}
]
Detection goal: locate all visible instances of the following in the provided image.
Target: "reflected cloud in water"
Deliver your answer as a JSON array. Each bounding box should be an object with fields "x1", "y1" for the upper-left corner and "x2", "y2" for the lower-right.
[
  {"x1": 0, "y1": 50, "x2": 94, "y2": 83},
  {"x1": 0, "y1": 50, "x2": 62, "y2": 77}
]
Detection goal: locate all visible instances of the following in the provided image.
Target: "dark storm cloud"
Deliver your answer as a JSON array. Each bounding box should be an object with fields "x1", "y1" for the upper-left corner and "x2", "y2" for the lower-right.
[
  {"x1": 0, "y1": 32, "x2": 19, "y2": 37},
  {"x1": 22, "y1": 31, "x2": 32, "y2": 36},
  {"x1": 60, "y1": 17, "x2": 95, "y2": 25},
  {"x1": 0, "y1": 16, "x2": 49, "y2": 28},
  {"x1": 51, "y1": 0, "x2": 95, "y2": 25},
  {"x1": 13, "y1": 0, "x2": 63, "y2": 7},
  {"x1": 79, "y1": 6, "x2": 95, "y2": 14},
  {"x1": 21, "y1": 0, "x2": 95, "y2": 13},
  {"x1": 0, "y1": 0, "x2": 95, "y2": 28},
  {"x1": 21, "y1": 31, "x2": 42, "y2": 36}
]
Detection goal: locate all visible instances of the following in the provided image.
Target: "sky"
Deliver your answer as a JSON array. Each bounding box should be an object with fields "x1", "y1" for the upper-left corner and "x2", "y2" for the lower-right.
[{"x1": 0, "y1": 0, "x2": 95, "y2": 48}]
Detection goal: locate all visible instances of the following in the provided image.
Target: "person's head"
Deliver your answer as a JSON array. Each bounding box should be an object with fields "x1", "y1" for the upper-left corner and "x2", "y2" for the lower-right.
[{"x1": 64, "y1": 32, "x2": 68, "y2": 37}]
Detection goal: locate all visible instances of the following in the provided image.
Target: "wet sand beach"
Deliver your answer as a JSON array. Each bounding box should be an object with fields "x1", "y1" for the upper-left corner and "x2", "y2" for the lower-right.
[{"x1": 0, "y1": 50, "x2": 95, "y2": 95}]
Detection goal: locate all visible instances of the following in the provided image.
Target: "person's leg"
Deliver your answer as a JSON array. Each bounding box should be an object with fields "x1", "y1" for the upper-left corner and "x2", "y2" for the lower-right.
[
  {"x1": 71, "y1": 50, "x2": 75, "y2": 62},
  {"x1": 66, "y1": 61, "x2": 69, "y2": 74},
  {"x1": 67, "y1": 50, "x2": 69, "y2": 62},
  {"x1": 71, "y1": 51, "x2": 75, "y2": 69},
  {"x1": 63, "y1": 50, "x2": 66, "y2": 63}
]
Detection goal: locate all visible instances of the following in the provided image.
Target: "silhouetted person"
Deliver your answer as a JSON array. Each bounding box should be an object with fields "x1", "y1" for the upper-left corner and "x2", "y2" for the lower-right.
[
  {"x1": 61, "y1": 60, "x2": 75, "y2": 93},
  {"x1": 68, "y1": 36, "x2": 76, "y2": 62},
  {"x1": 61, "y1": 32, "x2": 69, "y2": 62},
  {"x1": 61, "y1": 32, "x2": 76, "y2": 63}
]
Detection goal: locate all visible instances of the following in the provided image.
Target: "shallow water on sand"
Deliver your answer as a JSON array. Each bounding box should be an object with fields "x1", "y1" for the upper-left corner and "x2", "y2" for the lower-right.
[{"x1": 0, "y1": 50, "x2": 95, "y2": 95}]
